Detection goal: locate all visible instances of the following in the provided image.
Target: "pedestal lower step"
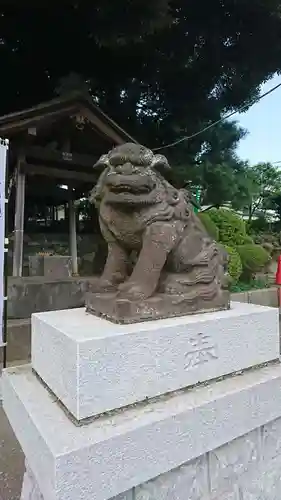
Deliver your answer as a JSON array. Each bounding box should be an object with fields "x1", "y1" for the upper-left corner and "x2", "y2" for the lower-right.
[
  {"x1": 31, "y1": 302, "x2": 279, "y2": 421},
  {"x1": 3, "y1": 364, "x2": 281, "y2": 500}
]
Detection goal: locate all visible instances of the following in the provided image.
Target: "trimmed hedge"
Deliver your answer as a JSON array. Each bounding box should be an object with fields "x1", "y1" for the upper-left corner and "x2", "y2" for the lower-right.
[
  {"x1": 208, "y1": 208, "x2": 247, "y2": 246},
  {"x1": 236, "y1": 244, "x2": 271, "y2": 280},
  {"x1": 241, "y1": 235, "x2": 254, "y2": 245},
  {"x1": 198, "y1": 212, "x2": 219, "y2": 241},
  {"x1": 223, "y1": 245, "x2": 243, "y2": 284},
  {"x1": 261, "y1": 242, "x2": 274, "y2": 255}
]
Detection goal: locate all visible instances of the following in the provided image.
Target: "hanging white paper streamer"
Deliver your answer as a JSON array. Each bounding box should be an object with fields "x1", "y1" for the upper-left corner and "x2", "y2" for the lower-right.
[{"x1": 0, "y1": 139, "x2": 8, "y2": 345}]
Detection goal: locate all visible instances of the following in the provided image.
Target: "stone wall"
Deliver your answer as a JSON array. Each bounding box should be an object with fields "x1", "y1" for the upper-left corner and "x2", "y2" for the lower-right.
[{"x1": 115, "y1": 420, "x2": 281, "y2": 500}]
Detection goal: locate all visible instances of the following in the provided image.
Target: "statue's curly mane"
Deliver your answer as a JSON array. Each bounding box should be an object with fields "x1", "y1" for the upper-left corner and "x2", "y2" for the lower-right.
[
  {"x1": 90, "y1": 164, "x2": 194, "y2": 225},
  {"x1": 108, "y1": 143, "x2": 154, "y2": 167}
]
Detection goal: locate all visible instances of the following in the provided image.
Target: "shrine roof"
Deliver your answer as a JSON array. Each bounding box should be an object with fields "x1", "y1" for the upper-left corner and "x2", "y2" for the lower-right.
[{"x1": 0, "y1": 91, "x2": 137, "y2": 145}]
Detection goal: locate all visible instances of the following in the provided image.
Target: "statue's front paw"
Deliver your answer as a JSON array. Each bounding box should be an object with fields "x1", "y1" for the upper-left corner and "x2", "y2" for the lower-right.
[
  {"x1": 117, "y1": 282, "x2": 154, "y2": 300},
  {"x1": 90, "y1": 278, "x2": 118, "y2": 293},
  {"x1": 90, "y1": 271, "x2": 127, "y2": 293}
]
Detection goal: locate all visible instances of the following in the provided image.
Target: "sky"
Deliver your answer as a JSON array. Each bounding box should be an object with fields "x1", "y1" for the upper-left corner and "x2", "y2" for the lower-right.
[{"x1": 236, "y1": 73, "x2": 281, "y2": 165}]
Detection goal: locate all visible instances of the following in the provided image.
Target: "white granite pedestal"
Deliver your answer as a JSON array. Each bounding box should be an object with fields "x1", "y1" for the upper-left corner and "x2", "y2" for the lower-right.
[
  {"x1": 3, "y1": 302, "x2": 281, "y2": 500},
  {"x1": 21, "y1": 462, "x2": 43, "y2": 500},
  {"x1": 32, "y1": 302, "x2": 279, "y2": 421}
]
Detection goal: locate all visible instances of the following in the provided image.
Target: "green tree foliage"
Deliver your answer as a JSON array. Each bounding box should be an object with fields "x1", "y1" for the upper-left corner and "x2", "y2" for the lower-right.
[
  {"x1": 2, "y1": 2, "x2": 281, "y2": 214},
  {"x1": 208, "y1": 208, "x2": 247, "y2": 246},
  {"x1": 240, "y1": 163, "x2": 281, "y2": 221},
  {"x1": 264, "y1": 190, "x2": 281, "y2": 233},
  {"x1": 266, "y1": 192, "x2": 281, "y2": 224},
  {"x1": 1, "y1": 1, "x2": 281, "y2": 152},
  {"x1": 247, "y1": 215, "x2": 270, "y2": 234},
  {"x1": 196, "y1": 121, "x2": 249, "y2": 208},
  {"x1": 175, "y1": 121, "x2": 252, "y2": 207}
]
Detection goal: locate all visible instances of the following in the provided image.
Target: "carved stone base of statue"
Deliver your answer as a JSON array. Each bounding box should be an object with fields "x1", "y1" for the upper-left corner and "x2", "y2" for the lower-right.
[
  {"x1": 85, "y1": 288, "x2": 230, "y2": 324},
  {"x1": 30, "y1": 303, "x2": 277, "y2": 422}
]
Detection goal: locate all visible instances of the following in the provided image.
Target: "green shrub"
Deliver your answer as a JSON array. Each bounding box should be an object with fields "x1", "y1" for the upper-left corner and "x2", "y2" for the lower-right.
[
  {"x1": 198, "y1": 212, "x2": 219, "y2": 240},
  {"x1": 230, "y1": 278, "x2": 269, "y2": 293},
  {"x1": 261, "y1": 242, "x2": 274, "y2": 255},
  {"x1": 208, "y1": 208, "x2": 247, "y2": 246},
  {"x1": 223, "y1": 245, "x2": 243, "y2": 284},
  {"x1": 236, "y1": 244, "x2": 271, "y2": 281},
  {"x1": 241, "y1": 235, "x2": 254, "y2": 245}
]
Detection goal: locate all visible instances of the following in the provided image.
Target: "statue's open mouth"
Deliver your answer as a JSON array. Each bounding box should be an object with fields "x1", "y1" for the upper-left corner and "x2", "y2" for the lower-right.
[
  {"x1": 106, "y1": 174, "x2": 155, "y2": 195},
  {"x1": 110, "y1": 184, "x2": 151, "y2": 194}
]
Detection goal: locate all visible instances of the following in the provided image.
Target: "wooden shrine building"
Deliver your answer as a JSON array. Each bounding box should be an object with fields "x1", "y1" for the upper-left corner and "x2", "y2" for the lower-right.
[{"x1": 0, "y1": 91, "x2": 137, "y2": 277}]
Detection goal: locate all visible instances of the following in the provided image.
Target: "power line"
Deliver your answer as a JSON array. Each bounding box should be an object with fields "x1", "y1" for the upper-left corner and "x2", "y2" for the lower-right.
[{"x1": 152, "y1": 80, "x2": 281, "y2": 152}]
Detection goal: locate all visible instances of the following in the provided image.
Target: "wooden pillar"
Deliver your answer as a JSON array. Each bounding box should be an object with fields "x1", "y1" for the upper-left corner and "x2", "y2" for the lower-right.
[
  {"x1": 51, "y1": 206, "x2": 55, "y2": 223},
  {"x1": 68, "y1": 187, "x2": 78, "y2": 275},
  {"x1": 12, "y1": 160, "x2": 26, "y2": 277}
]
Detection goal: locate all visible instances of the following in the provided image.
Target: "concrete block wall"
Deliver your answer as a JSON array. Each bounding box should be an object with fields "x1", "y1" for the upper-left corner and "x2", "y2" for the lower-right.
[
  {"x1": 231, "y1": 287, "x2": 278, "y2": 308},
  {"x1": 115, "y1": 419, "x2": 281, "y2": 500}
]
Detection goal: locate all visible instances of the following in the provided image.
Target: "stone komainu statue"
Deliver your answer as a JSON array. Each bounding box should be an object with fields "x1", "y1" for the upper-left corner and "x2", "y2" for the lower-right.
[{"x1": 86, "y1": 143, "x2": 229, "y2": 323}]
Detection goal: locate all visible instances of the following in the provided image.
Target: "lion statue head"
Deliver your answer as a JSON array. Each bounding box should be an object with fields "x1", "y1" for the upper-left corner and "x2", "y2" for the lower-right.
[{"x1": 90, "y1": 143, "x2": 179, "y2": 209}]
